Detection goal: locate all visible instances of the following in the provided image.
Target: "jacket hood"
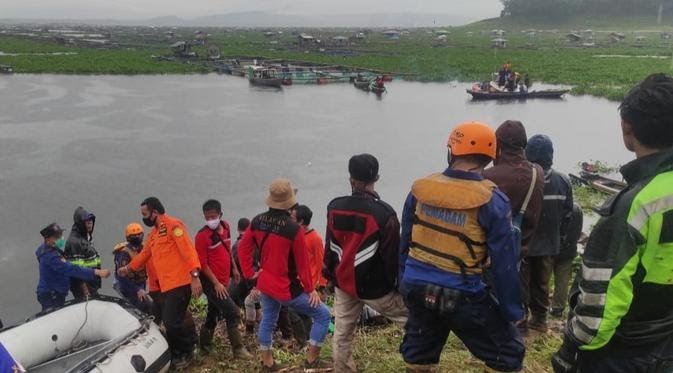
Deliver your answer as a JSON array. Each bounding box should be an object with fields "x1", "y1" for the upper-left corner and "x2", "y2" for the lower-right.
[
  {"x1": 496, "y1": 120, "x2": 528, "y2": 150},
  {"x1": 73, "y1": 206, "x2": 96, "y2": 235},
  {"x1": 526, "y1": 135, "x2": 554, "y2": 170}
]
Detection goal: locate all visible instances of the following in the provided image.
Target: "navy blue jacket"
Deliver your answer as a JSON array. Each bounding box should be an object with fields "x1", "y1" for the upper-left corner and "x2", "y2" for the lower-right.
[
  {"x1": 113, "y1": 248, "x2": 146, "y2": 298},
  {"x1": 36, "y1": 243, "x2": 96, "y2": 296},
  {"x1": 400, "y1": 168, "x2": 524, "y2": 322}
]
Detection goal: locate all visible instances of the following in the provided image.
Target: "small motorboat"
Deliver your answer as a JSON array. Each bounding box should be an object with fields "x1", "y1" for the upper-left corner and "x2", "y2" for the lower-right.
[
  {"x1": 247, "y1": 66, "x2": 282, "y2": 88},
  {"x1": 370, "y1": 85, "x2": 386, "y2": 94},
  {"x1": 353, "y1": 79, "x2": 386, "y2": 94},
  {"x1": 353, "y1": 79, "x2": 371, "y2": 90},
  {"x1": 0, "y1": 296, "x2": 170, "y2": 373}
]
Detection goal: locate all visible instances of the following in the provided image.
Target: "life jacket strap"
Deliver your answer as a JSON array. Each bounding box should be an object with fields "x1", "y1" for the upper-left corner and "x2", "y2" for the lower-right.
[
  {"x1": 410, "y1": 241, "x2": 471, "y2": 280},
  {"x1": 413, "y1": 214, "x2": 485, "y2": 260}
]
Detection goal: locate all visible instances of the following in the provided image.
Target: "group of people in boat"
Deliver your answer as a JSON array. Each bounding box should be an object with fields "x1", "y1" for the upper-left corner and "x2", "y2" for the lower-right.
[
  {"x1": 22, "y1": 73, "x2": 673, "y2": 373},
  {"x1": 496, "y1": 61, "x2": 530, "y2": 93}
]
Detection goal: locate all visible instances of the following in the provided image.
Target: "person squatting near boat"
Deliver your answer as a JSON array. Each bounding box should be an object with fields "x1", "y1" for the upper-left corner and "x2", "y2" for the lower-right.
[{"x1": 26, "y1": 72, "x2": 673, "y2": 372}]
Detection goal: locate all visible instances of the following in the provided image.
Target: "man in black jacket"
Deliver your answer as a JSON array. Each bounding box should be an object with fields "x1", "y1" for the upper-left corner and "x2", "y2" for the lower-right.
[
  {"x1": 64, "y1": 206, "x2": 102, "y2": 299},
  {"x1": 550, "y1": 203, "x2": 583, "y2": 318},
  {"x1": 324, "y1": 154, "x2": 408, "y2": 373},
  {"x1": 553, "y1": 73, "x2": 673, "y2": 373},
  {"x1": 524, "y1": 135, "x2": 574, "y2": 333}
]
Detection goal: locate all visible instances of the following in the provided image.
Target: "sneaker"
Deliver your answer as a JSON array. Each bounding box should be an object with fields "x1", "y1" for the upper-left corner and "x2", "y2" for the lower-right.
[{"x1": 304, "y1": 359, "x2": 333, "y2": 372}]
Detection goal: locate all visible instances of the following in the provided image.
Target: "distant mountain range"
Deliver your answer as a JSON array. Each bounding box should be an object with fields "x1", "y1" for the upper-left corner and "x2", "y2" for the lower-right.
[{"x1": 0, "y1": 11, "x2": 474, "y2": 28}]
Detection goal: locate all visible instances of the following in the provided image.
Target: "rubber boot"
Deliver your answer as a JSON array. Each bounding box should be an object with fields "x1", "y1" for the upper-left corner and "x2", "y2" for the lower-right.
[
  {"x1": 227, "y1": 326, "x2": 254, "y2": 360},
  {"x1": 199, "y1": 324, "x2": 214, "y2": 355}
]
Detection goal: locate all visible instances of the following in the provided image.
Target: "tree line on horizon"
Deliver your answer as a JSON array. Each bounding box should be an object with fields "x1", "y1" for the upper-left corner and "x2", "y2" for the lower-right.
[{"x1": 500, "y1": 0, "x2": 673, "y2": 20}]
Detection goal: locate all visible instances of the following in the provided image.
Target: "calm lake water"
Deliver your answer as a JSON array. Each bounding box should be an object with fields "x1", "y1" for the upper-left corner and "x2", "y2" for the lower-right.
[{"x1": 0, "y1": 74, "x2": 631, "y2": 324}]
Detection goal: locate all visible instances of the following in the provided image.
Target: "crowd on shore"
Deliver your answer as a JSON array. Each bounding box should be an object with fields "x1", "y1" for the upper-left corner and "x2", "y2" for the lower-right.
[{"x1": 20, "y1": 73, "x2": 673, "y2": 373}]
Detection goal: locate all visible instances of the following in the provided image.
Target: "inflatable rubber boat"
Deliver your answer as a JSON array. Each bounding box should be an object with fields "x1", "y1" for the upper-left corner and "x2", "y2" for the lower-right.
[{"x1": 0, "y1": 296, "x2": 170, "y2": 372}]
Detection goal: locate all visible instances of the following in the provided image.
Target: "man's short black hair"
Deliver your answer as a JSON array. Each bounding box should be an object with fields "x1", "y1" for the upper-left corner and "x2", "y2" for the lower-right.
[
  {"x1": 620, "y1": 73, "x2": 673, "y2": 149},
  {"x1": 202, "y1": 199, "x2": 222, "y2": 214},
  {"x1": 294, "y1": 204, "x2": 313, "y2": 226},
  {"x1": 448, "y1": 149, "x2": 493, "y2": 168},
  {"x1": 141, "y1": 197, "x2": 165, "y2": 214},
  {"x1": 237, "y1": 218, "x2": 250, "y2": 232}
]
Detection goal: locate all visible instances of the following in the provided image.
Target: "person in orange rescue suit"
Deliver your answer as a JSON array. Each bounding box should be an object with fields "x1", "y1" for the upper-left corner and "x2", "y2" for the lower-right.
[
  {"x1": 399, "y1": 121, "x2": 525, "y2": 372},
  {"x1": 117, "y1": 197, "x2": 202, "y2": 370}
]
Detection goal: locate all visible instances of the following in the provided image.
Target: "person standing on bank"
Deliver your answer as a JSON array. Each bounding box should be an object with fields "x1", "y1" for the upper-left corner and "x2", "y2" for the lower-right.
[
  {"x1": 399, "y1": 122, "x2": 525, "y2": 373},
  {"x1": 36, "y1": 223, "x2": 110, "y2": 311},
  {"x1": 324, "y1": 153, "x2": 408, "y2": 373},
  {"x1": 523, "y1": 134, "x2": 574, "y2": 333},
  {"x1": 194, "y1": 199, "x2": 253, "y2": 359},
  {"x1": 238, "y1": 178, "x2": 332, "y2": 372},
  {"x1": 483, "y1": 120, "x2": 544, "y2": 258},
  {"x1": 64, "y1": 206, "x2": 102, "y2": 300},
  {"x1": 117, "y1": 197, "x2": 202, "y2": 369},
  {"x1": 553, "y1": 74, "x2": 673, "y2": 372},
  {"x1": 550, "y1": 203, "x2": 583, "y2": 318}
]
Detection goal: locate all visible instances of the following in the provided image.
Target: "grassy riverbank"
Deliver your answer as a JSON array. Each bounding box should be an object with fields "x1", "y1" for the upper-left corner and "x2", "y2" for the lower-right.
[
  {"x1": 2, "y1": 17, "x2": 672, "y2": 98},
  {"x1": 186, "y1": 316, "x2": 563, "y2": 373}
]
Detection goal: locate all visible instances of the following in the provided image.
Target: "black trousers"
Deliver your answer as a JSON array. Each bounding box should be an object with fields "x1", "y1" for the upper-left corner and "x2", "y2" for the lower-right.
[
  {"x1": 162, "y1": 285, "x2": 195, "y2": 357},
  {"x1": 228, "y1": 280, "x2": 250, "y2": 309},
  {"x1": 578, "y1": 336, "x2": 673, "y2": 373},
  {"x1": 520, "y1": 256, "x2": 553, "y2": 317},
  {"x1": 202, "y1": 277, "x2": 241, "y2": 330}
]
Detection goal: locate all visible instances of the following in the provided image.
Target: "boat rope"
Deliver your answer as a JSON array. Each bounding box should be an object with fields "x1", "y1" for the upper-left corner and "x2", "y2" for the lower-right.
[{"x1": 70, "y1": 297, "x2": 90, "y2": 351}]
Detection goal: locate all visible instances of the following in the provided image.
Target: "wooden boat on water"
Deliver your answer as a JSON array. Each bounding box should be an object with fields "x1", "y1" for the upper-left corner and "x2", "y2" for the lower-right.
[
  {"x1": 467, "y1": 88, "x2": 569, "y2": 100},
  {"x1": 570, "y1": 170, "x2": 627, "y2": 196},
  {"x1": 248, "y1": 66, "x2": 282, "y2": 88},
  {"x1": 370, "y1": 85, "x2": 386, "y2": 94},
  {"x1": 467, "y1": 82, "x2": 568, "y2": 100},
  {"x1": 353, "y1": 79, "x2": 386, "y2": 94},
  {"x1": 354, "y1": 79, "x2": 371, "y2": 90}
]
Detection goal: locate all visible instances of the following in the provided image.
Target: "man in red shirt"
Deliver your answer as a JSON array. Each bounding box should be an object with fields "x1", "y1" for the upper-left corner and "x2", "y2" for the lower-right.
[
  {"x1": 194, "y1": 199, "x2": 253, "y2": 359},
  {"x1": 239, "y1": 178, "x2": 332, "y2": 372},
  {"x1": 293, "y1": 205, "x2": 327, "y2": 292}
]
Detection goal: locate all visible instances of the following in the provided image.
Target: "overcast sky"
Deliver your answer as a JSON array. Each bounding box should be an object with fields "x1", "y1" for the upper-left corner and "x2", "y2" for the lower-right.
[{"x1": 1, "y1": 0, "x2": 503, "y2": 20}]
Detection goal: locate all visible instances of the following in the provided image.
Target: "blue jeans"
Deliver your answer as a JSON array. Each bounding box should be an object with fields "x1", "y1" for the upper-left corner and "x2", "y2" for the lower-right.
[
  {"x1": 399, "y1": 281, "x2": 525, "y2": 372},
  {"x1": 259, "y1": 292, "x2": 330, "y2": 350}
]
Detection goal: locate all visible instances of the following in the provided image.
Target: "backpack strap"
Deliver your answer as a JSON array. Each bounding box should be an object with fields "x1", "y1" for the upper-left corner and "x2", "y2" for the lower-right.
[{"x1": 520, "y1": 164, "x2": 538, "y2": 215}]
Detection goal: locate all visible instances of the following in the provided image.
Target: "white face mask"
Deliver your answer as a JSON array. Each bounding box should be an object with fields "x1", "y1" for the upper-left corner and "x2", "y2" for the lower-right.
[{"x1": 206, "y1": 219, "x2": 220, "y2": 230}]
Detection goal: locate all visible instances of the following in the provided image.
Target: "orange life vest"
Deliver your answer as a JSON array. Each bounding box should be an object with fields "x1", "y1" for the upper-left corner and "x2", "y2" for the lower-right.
[{"x1": 409, "y1": 173, "x2": 494, "y2": 277}]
